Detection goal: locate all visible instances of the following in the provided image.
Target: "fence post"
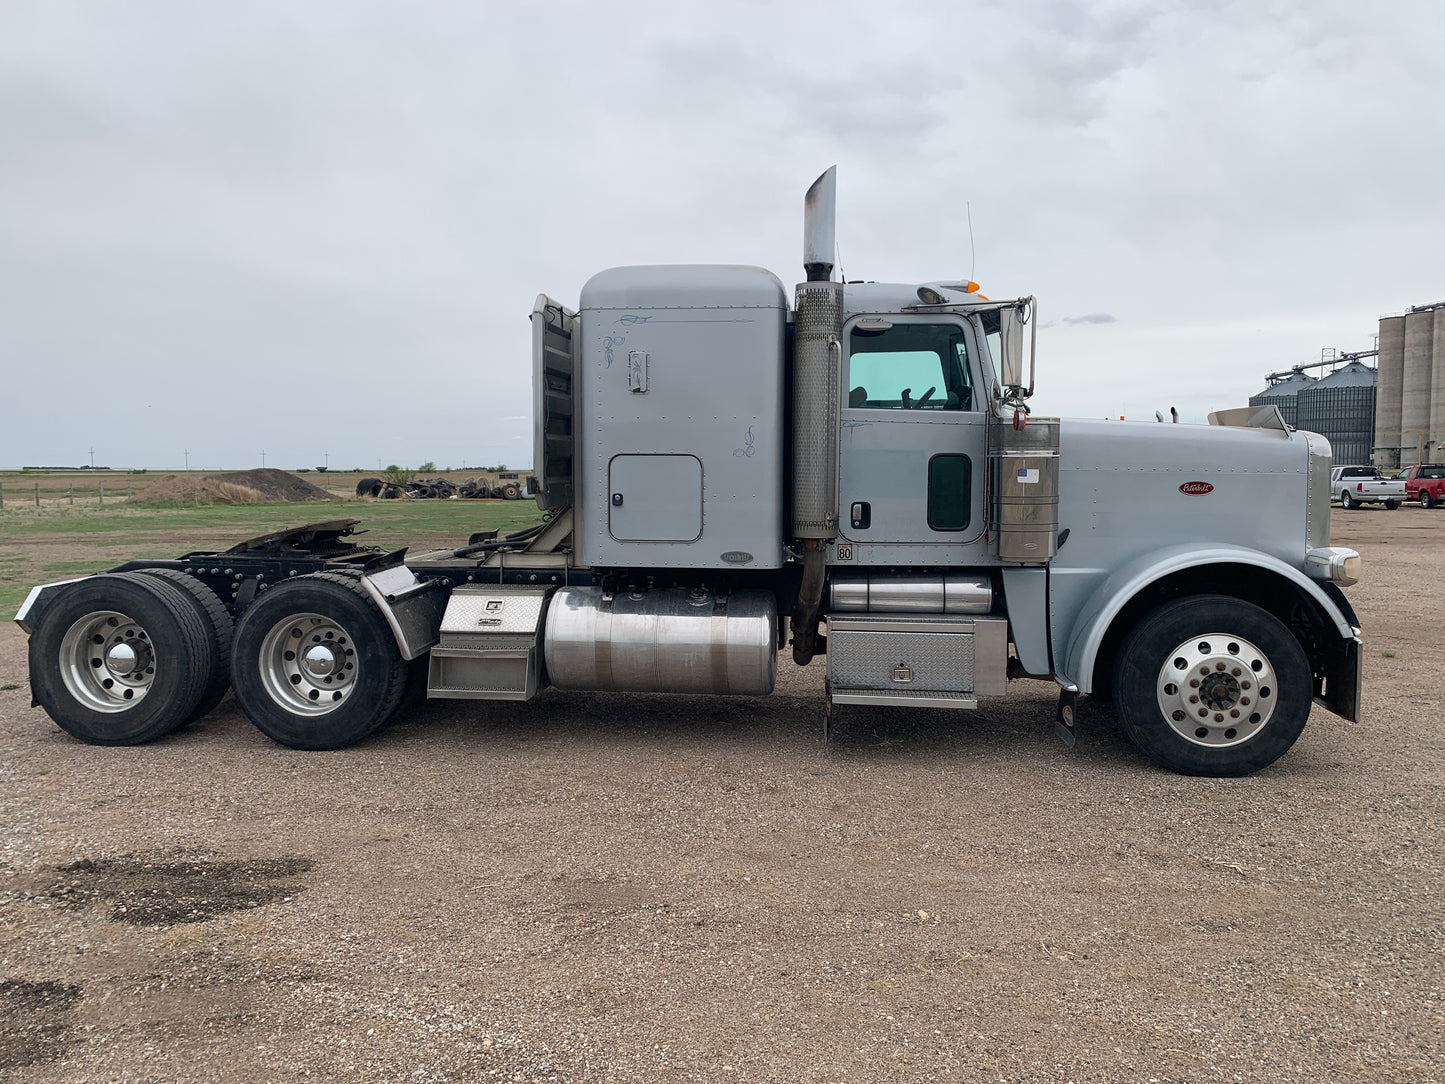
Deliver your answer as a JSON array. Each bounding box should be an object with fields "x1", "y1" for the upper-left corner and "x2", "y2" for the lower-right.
[
  {"x1": 35, "y1": 482, "x2": 40, "y2": 508},
  {"x1": 99, "y1": 480, "x2": 104, "y2": 506},
  {"x1": 0, "y1": 481, "x2": 4, "y2": 509},
  {"x1": 70, "y1": 483, "x2": 74, "y2": 505},
  {"x1": 128, "y1": 481, "x2": 133, "y2": 499}
]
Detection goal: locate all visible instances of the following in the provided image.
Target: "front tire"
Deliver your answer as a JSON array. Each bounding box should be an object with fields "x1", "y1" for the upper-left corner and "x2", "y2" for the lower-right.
[
  {"x1": 1112, "y1": 595, "x2": 1311, "y2": 776},
  {"x1": 28, "y1": 574, "x2": 210, "y2": 744},
  {"x1": 230, "y1": 572, "x2": 407, "y2": 750}
]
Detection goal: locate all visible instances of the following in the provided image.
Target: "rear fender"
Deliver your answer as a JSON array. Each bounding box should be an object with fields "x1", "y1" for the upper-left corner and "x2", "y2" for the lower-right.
[{"x1": 13, "y1": 579, "x2": 90, "y2": 635}]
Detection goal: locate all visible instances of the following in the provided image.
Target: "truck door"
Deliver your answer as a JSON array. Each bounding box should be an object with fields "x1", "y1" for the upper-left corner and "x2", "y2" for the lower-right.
[{"x1": 838, "y1": 314, "x2": 987, "y2": 547}]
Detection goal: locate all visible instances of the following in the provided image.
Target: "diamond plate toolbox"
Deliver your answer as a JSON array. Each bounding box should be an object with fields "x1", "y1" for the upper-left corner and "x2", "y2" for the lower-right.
[{"x1": 827, "y1": 614, "x2": 1007, "y2": 695}]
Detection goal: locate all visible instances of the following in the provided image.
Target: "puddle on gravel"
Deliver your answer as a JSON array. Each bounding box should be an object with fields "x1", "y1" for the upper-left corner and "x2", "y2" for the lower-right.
[
  {"x1": 46, "y1": 856, "x2": 314, "y2": 926},
  {"x1": 0, "y1": 979, "x2": 81, "y2": 1070}
]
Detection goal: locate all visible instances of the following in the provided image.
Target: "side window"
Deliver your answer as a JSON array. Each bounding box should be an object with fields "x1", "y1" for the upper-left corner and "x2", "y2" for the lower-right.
[{"x1": 847, "y1": 323, "x2": 973, "y2": 411}]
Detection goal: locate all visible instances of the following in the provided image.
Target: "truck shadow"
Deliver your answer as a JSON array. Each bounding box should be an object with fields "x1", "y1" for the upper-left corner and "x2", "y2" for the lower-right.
[{"x1": 366, "y1": 681, "x2": 1143, "y2": 770}]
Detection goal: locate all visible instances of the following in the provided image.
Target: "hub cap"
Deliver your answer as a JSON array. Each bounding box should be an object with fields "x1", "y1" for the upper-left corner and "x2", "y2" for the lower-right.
[
  {"x1": 258, "y1": 612, "x2": 358, "y2": 716},
  {"x1": 59, "y1": 611, "x2": 156, "y2": 712},
  {"x1": 1155, "y1": 632, "x2": 1277, "y2": 749}
]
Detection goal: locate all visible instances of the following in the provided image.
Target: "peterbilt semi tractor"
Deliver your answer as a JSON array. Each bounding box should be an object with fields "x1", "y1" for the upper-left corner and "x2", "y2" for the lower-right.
[{"x1": 15, "y1": 169, "x2": 1363, "y2": 776}]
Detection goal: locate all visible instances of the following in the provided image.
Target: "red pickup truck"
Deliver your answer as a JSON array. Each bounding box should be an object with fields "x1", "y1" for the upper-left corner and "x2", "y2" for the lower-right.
[{"x1": 1402, "y1": 464, "x2": 1445, "y2": 508}]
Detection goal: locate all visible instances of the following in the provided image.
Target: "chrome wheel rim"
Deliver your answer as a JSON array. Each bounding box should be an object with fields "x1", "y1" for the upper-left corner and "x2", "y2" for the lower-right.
[
  {"x1": 1155, "y1": 632, "x2": 1278, "y2": 749},
  {"x1": 258, "y1": 612, "x2": 358, "y2": 716},
  {"x1": 59, "y1": 610, "x2": 156, "y2": 713}
]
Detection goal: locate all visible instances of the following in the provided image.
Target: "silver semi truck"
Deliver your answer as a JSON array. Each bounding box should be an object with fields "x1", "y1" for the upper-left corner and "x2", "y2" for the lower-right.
[{"x1": 15, "y1": 169, "x2": 1362, "y2": 776}]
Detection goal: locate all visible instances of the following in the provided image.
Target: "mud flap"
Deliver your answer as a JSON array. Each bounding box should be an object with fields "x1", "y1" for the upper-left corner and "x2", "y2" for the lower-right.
[
  {"x1": 1055, "y1": 687, "x2": 1077, "y2": 749},
  {"x1": 1316, "y1": 628, "x2": 1363, "y2": 723}
]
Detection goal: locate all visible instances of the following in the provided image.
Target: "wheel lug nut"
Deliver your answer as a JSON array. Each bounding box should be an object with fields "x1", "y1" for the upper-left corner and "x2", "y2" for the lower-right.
[
  {"x1": 1189, "y1": 679, "x2": 1200, "y2": 688},
  {"x1": 1230, "y1": 709, "x2": 1240, "y2": 718},
  {"x1": 1241, "y1": 681, "x2": 1251, "y2": 690},
  {"x1": 1188, "y1": 695, "x2": 1199, "y2": 704},
  {"x1": 1215, "y1": 662, "x2": 1226, "y2": 671},
  {"x1": 1231, "y1": 668, "x2": 1241, "y2": 676},
  {"x1": 1214, "y1": 713, "x2": 1224, "y2": 722},
  {"x1": 1241, "y1": 697, "x2": 1250, "y2": 706}
]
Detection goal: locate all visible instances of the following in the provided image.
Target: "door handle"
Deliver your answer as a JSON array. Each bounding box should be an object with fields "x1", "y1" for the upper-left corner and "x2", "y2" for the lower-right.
[{"x1": 850, "y1": 502, "x2": 870, "y2": 530}]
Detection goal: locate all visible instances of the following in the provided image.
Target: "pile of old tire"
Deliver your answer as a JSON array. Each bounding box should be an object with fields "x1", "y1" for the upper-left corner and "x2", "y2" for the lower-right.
[
  {"x1": 405, "y1": 478, "x2": 458, "y2": 499},
  {"x1": 354, "y1": 477, "x2": 407, "y2": 499}
]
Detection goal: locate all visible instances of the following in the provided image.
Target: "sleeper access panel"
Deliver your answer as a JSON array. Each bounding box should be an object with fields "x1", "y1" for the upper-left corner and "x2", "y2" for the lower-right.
[{"x1": 575, "y1": 265, "x2": 788, "y2": 570}]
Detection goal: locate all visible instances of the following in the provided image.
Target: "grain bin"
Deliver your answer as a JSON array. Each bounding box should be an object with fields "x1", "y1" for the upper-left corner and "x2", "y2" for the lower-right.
[
  {"x1": 1296, "y1": 361, "x2": 1377, "y2": 466},
  {"x1": 1249, "y1": 370, "x2": 1316, "y2": 427}
]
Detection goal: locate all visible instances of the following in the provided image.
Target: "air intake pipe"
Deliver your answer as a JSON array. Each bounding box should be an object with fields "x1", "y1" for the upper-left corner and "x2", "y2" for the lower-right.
[{"x1": 791, "y1": 167, "x2": 843, "y2": 664}]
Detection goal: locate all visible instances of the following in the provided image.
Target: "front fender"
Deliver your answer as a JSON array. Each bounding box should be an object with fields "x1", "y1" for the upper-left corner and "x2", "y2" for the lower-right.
[{"x1": 1059, "y1": 543, "x2": 1358, "y2": 694}]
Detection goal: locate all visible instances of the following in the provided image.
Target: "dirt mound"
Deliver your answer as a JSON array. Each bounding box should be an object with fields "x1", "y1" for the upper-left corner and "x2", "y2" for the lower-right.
[{"x1": 138, "y1": 469, "x2": 336, "y2": 505}]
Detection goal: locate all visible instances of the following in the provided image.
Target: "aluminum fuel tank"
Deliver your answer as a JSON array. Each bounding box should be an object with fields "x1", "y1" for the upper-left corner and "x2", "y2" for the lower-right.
[{"x1": 544, "y1": 587, "x2": 777, "y2": 695}]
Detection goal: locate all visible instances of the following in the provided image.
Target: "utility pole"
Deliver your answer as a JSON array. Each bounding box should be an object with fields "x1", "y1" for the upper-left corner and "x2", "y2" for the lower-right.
[
  {"x1": 89, "y1": 446, "x2": 94, "y2": 469},
  {"x1": 261, "y1": 449, "x2": 266, "y2": 468},
  {"x1": 184, "y1": 448, "x2": 189, "y2": 471},
  {"x1": 324, "y1": 451, "x2": 329, "y2": 470}
]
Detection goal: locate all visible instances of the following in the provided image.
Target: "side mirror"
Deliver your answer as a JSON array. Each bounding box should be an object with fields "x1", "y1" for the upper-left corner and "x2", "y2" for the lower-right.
[{"x1": 999, "y1": 304, "x2": 1027, "y2": 388}]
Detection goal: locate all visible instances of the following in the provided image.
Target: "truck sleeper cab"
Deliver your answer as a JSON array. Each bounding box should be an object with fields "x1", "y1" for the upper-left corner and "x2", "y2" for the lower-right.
[{"x1": 14, "y1": 169, "x2": 1363, "y2": 777}]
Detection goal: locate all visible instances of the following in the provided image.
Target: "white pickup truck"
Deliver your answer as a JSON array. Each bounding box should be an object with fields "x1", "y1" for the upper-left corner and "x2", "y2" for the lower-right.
[{"x1": 1331, "y1": 465, "x2": 1405, "y2": 509}]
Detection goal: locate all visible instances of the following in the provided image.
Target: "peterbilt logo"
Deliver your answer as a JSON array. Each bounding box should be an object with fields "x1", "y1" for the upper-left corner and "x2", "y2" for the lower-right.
[{"x1": 1179, "y1": 481, "x2": 1215, "y2": 495}]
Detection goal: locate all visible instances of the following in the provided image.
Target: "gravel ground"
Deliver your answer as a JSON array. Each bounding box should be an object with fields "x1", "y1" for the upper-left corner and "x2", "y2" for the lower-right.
[{"x1": 0, "y1": 509, "x2": 1440, "y2": 1082}]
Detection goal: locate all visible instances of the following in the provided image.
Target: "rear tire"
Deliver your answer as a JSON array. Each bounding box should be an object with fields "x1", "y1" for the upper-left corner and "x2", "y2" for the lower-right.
[
  {"x1": 135, "y1": 569, "x2": 234, "y2": 723},
  {"x1": 1112, "y1": 594, "x2": 1311, "y2": 776},
  {"x1": 28, "y1": 574, "x2": 210, "y2": 745},
  {"x1": 1422, "y1": 491, "x2": 1435, "y2": 509},
  {"x1": 230, "y1": 572, "x2": 407, "y2": 750},
  {"x1": 1385, "y1": 500, "x2": 1400, "y2": 510},
  {"x1": 1340, "y1": 490, "x2": 1357, "y2": 509}
]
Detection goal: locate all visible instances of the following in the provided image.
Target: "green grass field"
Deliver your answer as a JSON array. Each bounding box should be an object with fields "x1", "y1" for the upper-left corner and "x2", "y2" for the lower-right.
[{"x1": 0, "y1": 494, "x2": 545, "y2": 620}]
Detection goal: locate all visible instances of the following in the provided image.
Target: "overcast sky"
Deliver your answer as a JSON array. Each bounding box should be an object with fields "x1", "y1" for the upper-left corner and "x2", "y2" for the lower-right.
[{"x1": 2, "y1": 0, "x2": 1441, "y2": 471}]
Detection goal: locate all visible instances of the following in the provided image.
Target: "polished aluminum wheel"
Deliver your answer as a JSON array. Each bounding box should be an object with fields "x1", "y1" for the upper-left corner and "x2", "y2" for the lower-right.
[
  {"x1": 58, "y1": 610, "x2": 156, "y2": 713},
  {"x1": 257, "y1": 612, "x2": 358, "y2": 716},
  {"x1": 1155, "y1": 632, "x2": 1277, "y2": 749}
]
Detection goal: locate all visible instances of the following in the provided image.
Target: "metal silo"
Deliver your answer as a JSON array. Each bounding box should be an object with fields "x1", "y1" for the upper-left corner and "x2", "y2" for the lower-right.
[
  {"x1": 1401, "y1": 309, "x2": 1434, "y2": 466},
  {"x1": 1375, "y1": 315, "x2": 1405, "y2": 468},
  {"x1": 1296, "y1": 361, "x2": 1377, "y2": 466},
  {"x1": 1248, "y1": 370, "x2": 1316, "y2": 427}
]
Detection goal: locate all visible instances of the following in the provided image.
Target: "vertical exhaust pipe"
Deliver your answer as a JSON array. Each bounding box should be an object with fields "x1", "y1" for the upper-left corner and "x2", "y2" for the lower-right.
[
  {"x1": 803, "y1": 166, "x2": 837, "y2": 282},
  {"x1": 792, "y1": 167, "x2": 843, "y2": 664}
]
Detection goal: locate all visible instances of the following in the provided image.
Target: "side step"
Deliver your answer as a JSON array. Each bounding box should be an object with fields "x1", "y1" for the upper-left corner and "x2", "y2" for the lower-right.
[
  {"x1": 830, "y1": 688, "x2": 978, "y2": 710},
  {"x1": 825, "y1": 613, "x2": 1008, "y2": 709}
]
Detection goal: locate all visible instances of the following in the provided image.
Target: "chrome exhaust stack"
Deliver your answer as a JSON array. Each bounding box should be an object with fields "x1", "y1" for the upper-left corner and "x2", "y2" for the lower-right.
[{"x1": 792, "y1": 167, "x2": 843, "y2": 663}]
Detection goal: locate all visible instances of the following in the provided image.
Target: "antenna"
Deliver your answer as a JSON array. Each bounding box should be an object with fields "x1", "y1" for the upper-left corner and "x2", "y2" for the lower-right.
[{"x1": 966, "y1": 202, "x2": 976, "y2": 283}]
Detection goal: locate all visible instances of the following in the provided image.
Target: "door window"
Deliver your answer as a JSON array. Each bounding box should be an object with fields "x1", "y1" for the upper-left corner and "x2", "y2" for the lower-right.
[{"x1": 847, "y1": 324, "x2": 973, "y2": 411}]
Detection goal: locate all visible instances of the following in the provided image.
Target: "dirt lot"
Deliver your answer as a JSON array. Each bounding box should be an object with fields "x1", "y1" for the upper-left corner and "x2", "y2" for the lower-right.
[{"x1": 0, "y1": 510, "x2": 1440, "y2": 1082}]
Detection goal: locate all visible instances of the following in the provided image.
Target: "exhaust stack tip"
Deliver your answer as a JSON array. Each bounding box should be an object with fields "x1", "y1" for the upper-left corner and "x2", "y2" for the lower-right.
[{"x1": 803, "y1": 166, "x2": 837, "y2": 282}]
